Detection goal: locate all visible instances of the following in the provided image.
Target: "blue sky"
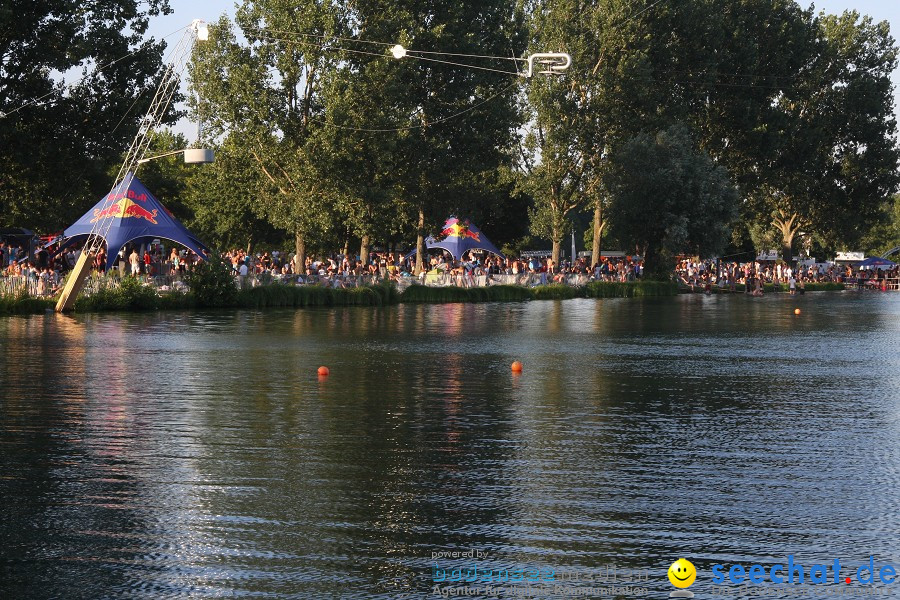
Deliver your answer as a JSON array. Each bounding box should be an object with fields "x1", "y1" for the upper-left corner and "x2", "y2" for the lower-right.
[{"x1": 148, "y1": 0, "x2": 900, "y2": 136}]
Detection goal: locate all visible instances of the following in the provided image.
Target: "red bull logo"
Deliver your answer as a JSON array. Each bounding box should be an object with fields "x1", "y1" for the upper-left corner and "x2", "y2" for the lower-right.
[
  {"x1": 90, "y1": 199, "x2": 158, "y2": 224},
  {"x1": 106, "y1": 189, "x2": 149, "y2": 203},
  {"x1": 441, "y1": 219, "x2": 480, "y2": 241}
]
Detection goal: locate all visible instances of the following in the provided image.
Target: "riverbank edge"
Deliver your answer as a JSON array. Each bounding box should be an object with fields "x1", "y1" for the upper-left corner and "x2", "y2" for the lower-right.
[
  {"x1": 679, "y1": 282, "x2": 846, "y2": 294},
  {"x1": 0, "y1": 281, "x2": 685, "y2": 315}
]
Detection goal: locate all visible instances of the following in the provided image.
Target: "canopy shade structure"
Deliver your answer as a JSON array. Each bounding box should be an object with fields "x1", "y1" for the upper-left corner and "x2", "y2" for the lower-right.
[
  {"x1": 419, "y1": 217, "x2": 504, "y2": 261},
  {"x1": 52, "y1": 172, "x2": 209, "y2": 270},
  {"x1": 859, "y1": 256, "x2": 897, "y2": 269}
]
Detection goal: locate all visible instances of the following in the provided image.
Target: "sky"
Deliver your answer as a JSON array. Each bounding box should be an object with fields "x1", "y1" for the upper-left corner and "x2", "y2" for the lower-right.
[{"x1": 146, "y1": 0, "x2": 900, "y2": 137}]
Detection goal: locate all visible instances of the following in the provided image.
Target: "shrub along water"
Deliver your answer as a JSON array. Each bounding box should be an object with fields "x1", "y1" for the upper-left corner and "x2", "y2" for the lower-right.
[
  {"x1": 0, "y1": 290, "x2": 55, "y2": 314},
  {"x1": 235, "y1": 284, "x2": 383, "y2": 309},
  {"x1": 184, "y1": 254, "x2": 238, "y2": 307},
  {"x1": 74, "y1": 275, "x2": 162, "y2": 312},
  {"x1": 401, "y1": 281, "x2": 677, "y2": 302},
  {"x1": 688, "y1": 282, "x2": 847, "y2": 294},
  {"x1": 584, "y1": 281, "x2": 679, "y2": 297}
]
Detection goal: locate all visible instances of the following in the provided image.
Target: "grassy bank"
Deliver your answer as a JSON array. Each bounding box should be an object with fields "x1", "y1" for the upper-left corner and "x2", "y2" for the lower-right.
[
  {"x1": 14, "y1": 277, "x2": 852, "y2": 316},
  {"x1": 0, "y1": 279, "x2": 399, "y2": 315},
  {"x1": 400, "y1": 284, "x2": 534, "y2": 303},
  {"x1": 681, "y1": 282, "x2": 846, "y2": 293},
  {"x1": 400, "y1": 281, "x2": 678, "y2": 303},
  {"x1": 584, "y1": 280, "x2": 680, "y2": 297},
  {"x1": 236, "y1": 283, "x2": 397, "y2": 308}
]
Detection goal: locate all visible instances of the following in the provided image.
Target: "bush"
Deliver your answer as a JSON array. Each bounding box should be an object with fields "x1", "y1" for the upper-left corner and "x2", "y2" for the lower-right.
[
  {"x1": 235, "y1": 283, "x2": 387, "y2": 309},
  {"x1": 400, "y1": 284, "x2": 471, "y2": 303},
  {"x1": 532, "y1": 284, "x2": 582, "y2": 300},
  {"x1": 184, "y1": 254, "x2": 238, "y2": 308},
  {"x1": 74, "y1": 275, "x2": 160, "y2": 312},
  {"x1": 480, "y1": 285, "x2": 533, "y2": 302},
  {"x1": 0, "y1": 289, "x2": 55, "y2": 314},
  {"x1": 371, "y1": 280, "x2": 400, "y2": 305}
]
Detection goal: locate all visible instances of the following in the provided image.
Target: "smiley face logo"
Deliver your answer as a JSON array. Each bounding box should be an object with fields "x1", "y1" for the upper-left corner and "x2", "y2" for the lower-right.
[{"x1": 668, "y1": 558, "x2": 697, "y2": 588}]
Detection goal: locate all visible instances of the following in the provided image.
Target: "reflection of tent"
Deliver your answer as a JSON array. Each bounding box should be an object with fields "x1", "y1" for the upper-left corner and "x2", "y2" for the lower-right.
[
  {"x1": 416, "y1": 217, "x2": 504, "y2": 261},
  {"x1": 859, "y1": 256, "x2": 897, "y2": 270},
  {"x1": 53, "y1": 172, "x2": 209, "y2": 270}
]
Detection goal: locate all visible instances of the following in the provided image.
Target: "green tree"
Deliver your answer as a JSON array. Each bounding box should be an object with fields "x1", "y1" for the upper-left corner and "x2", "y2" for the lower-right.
[
  {"x1": 316, "y1": 55, "x2": 411, "y2": 264},
  {"x1": 182, "y1": 135, "x2": 284, "y2": 253},
  {"x1": 189, "y1": 4, "x2": 345, "y2": 272},
  {"x1": 521, "y1": 0, "x2": 595, "y2": 266},
  {"x1": 521, "y1": 0, "x2": 729, "y2": 266},
  {"x1": 0, "y1": 0, "x2": 174, "y2": 232},
  {"x1": 859, "y1": 195, "x2": 900, "y2": 257},
  {"x1": 339, "y1": 0, "x2": 524, "y2": 273},
  {"x1": 607, "y1": 126, "x2": 739, "y2": 279},
  {"x1": 745, "y1": 10, "x2": 900, "y2": 262}
]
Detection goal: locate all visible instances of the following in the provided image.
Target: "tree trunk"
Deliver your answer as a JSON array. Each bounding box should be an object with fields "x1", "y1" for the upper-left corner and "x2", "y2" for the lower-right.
[
  {"x1": 360, "y1": 234, "x2": 370, "y2": 266},
  {"x1": 293, "y1": 233, "x2": 306, "y2": 275},
  {"x1": 414, "y1": 207, "x2": 426, "y2": 275},
  {"x1": 642, "y1": 244, "x2": 661, "y2": 280},
  {"x1": 591, "y1": 201, "x2": 605, "y2": 268},
  {"x1": 246, "y1": 236, "x2": 254, "y2": 256},
  {"x1": 772, "y1": 211, "x2": 800, "y2": 265},
  {"x1": 551, "y1": 232, "x2": 561, "y2": 268}
]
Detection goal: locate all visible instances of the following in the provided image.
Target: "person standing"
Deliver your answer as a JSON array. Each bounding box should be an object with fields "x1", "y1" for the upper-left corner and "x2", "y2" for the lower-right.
[
  {"x1": 238, "y1": 261, "x2": 249, "y2": 289},
  {"x1": 129, "y1": 248, "x2": 141, "y2": 276}
]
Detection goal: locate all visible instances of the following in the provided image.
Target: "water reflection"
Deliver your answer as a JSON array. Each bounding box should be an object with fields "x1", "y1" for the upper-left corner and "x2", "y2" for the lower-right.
[{"x1": 1, "y1": 294, "x2": 899, "y2": 597}]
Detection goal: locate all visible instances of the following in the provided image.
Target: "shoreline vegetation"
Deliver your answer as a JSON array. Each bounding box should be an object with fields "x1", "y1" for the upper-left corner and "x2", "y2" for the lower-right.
[
  {"x1": 0, "y1": 279, "x2": 851, "y2": 316},
  {"x1": 681, "y1": 282, "x2": 846, "y2": 294}
]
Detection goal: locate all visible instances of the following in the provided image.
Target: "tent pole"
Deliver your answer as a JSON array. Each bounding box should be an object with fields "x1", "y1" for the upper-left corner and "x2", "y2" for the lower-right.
[{"x1": 56, "y1": 250, "x2": 94, "y2": 312}]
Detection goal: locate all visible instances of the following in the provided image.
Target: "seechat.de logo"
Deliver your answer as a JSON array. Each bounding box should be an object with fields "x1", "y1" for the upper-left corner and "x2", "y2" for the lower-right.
[{"x1": 711, "y1": 555, "x2": 897, "y2": 586}]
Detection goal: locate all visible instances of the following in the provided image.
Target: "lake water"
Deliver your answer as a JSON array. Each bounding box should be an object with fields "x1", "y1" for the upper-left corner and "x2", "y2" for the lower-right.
[{"x1": 1, "y1": 292, "x2": 899, "y2": 599}]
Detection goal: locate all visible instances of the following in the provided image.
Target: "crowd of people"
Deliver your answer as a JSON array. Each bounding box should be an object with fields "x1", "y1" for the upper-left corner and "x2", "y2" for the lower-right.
[
  {"x1": 217, "y1": 248, "x2": 645, "y2": 289},
  {"x1": 2, "y1": 236, "x2": 898, "y2": 298},
  {"x1": 676, "y1": 258, "x2": 900, "y2": 294}
]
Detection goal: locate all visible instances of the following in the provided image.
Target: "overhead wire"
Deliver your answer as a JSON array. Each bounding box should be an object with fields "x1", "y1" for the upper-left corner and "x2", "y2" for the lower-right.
[
  {"x1": 308, "y1": 80, "x2": 521, "y2": 133},
  {"x1": 249, "y1": 32, "x2": 521, "y2": 76},
  {"x1": 244, "y1": 24, "x2": 524, "y2": 61},
  {"x1": 246, "y1": 30, "x2": 524, "y2": 132}
]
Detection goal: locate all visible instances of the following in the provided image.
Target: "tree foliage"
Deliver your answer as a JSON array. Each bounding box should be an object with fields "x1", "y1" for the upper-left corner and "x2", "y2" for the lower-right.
[
  {"x1": 0, "y1": 0, "x2": 174, "y2": 231},
  {"x1": 3, "y1": 0, "x2": 898, "y2": 272},
  {"x1": 189, "y1": 5, "x2": 345, "y2": 269},
  {"x1": 743, "y1": 9, "x2": 900, "y2": 260},
  {"x1": 607, "y1": 126, "x2": 739, "y2": 279}
]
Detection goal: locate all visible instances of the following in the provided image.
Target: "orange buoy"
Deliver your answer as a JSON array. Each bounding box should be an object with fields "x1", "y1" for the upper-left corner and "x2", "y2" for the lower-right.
[
  {"x1": 317, "y1": 366, "x2": 330, "y2": 376},
  {"x1": 511, "y1": 361, "x2": 523, "y2": 373},
  {"x1": 794, "y1": 308, "x2": 801, "y2": 315}
]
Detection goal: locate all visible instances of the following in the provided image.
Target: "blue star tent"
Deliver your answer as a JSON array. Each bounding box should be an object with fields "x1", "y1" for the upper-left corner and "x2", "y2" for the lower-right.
[
  {"x1": 859, "y1": 256, "x2": 897, "y2": 269},
  {"x1": 52, "y1": 173, "x2": 210, "y2": 270},
  {"x1": 415, "y1": 217, "x2": 503, "y2": 261}
]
